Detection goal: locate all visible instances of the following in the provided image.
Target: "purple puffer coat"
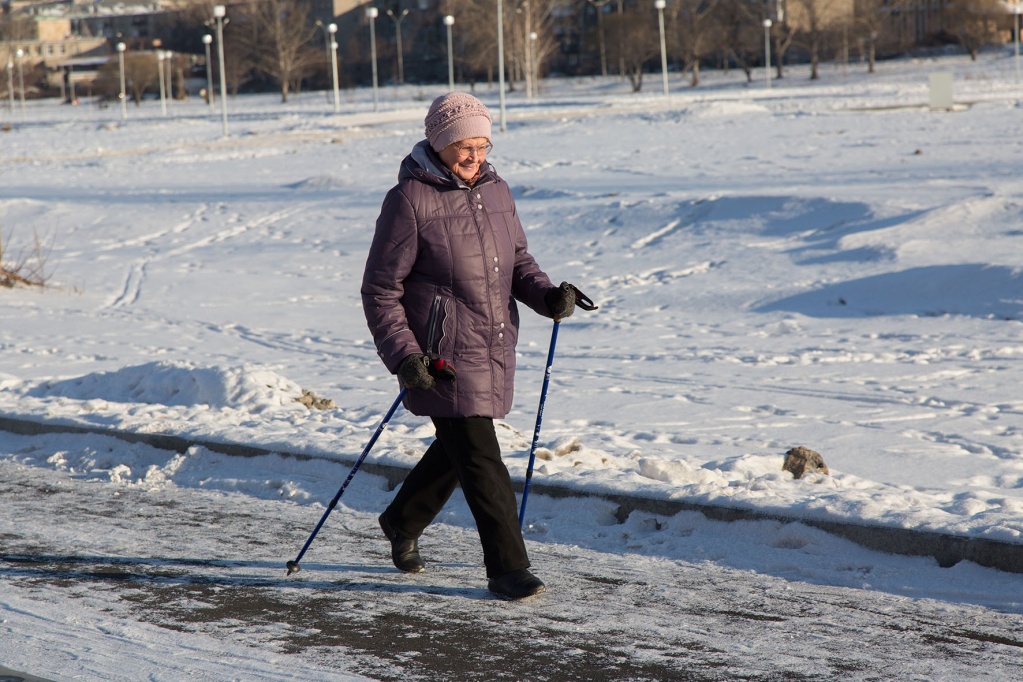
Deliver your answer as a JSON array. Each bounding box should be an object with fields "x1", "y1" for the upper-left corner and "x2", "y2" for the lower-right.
[{"x1": 362, "y1": 140, "x2": 556, "y2": 419}]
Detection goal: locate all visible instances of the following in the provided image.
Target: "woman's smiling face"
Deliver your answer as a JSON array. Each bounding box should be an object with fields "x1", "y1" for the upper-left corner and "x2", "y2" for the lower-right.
[{"x1": 438, "y1": 137, "x2": 492, "y2": 184}]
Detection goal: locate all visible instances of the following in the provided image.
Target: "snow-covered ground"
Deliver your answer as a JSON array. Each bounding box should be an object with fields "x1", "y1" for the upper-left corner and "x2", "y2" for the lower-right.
[{"x1": 3, "y1": 52, "x2": 1023, "y2": 679}]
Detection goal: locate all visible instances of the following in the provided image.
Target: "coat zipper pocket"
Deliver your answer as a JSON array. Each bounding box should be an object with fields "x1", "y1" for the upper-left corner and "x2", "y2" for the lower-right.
[{"x1": 425, "y1": 295, "x2": 443, "y2": 356}]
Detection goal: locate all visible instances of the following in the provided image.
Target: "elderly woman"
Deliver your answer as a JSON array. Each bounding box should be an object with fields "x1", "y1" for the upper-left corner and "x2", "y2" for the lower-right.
[{"x1": 361, "y1": 92, "x2": 586, "y2": 600}]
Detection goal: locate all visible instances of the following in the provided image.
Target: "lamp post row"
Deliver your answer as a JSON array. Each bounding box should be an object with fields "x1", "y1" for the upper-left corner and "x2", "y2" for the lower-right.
[
  {"x1": 105, "y1": 6, "x2": 226, "y2": 132},
  {"x1": 24, "y1": 4, "x2": 453, "y2": 129},
  {"x1": 4, "y1": 0, "x2": 807, "y2": 127},
  {"x1": 2, "y1": 5, "x2": 485, "y2": 126}
]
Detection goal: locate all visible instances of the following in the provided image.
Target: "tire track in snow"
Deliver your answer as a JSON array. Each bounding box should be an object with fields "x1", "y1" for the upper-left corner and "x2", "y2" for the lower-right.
[
  {"x1": 108, "y1": 260, "x2": 147, "y2": 309},
  {"x1": 102, "y1": 204, "x2": 212, "y2": 310},
  {"x1": 96, "y1": 204, "x2": 213, "y2": 253},
  {"x1": 101, "y1": 205, "x2": 303, "y2": 311},
  {"x1": 155, "y1": 205, "x2": 304, "y2": 260}
]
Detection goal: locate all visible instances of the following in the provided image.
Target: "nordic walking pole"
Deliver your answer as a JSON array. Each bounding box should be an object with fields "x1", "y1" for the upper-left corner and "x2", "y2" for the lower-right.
[
  {"x1": 518, "y1": 286, "x2": 597, "y2": 528},
  {"x1": 519, "y1": 321, "x2": 559, "y2": 529},
  {"x1": 286, "y1": 388, "x2": 407, "y2": 575}
]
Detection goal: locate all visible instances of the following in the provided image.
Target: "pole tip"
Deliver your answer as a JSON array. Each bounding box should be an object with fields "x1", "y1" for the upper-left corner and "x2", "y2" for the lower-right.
[{"x1": 286, "y1": 561, "x2": 301, "y2": 576}]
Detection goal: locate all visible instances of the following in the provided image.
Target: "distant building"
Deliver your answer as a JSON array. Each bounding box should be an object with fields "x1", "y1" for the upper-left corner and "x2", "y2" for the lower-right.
[
  {"x1": 3, "y1": 1, "x2": 193, "y2": 97},
  {"x1": 2, "y1": 7, "x2": 107, "y2": 68}
]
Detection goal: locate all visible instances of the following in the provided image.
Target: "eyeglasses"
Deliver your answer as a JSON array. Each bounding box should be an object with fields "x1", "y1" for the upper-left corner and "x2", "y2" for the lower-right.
[{"x1": 454, "y1": 142, "x2": 493, "y2": 159}]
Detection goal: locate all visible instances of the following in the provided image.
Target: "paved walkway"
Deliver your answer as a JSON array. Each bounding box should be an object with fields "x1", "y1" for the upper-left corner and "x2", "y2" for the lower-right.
[
  {"x1": 0, "y1": 666, "x2": 55, "y2": 682},
  {"x1": 4, "y1": 454, "x2": 1023, "y2": 681}
]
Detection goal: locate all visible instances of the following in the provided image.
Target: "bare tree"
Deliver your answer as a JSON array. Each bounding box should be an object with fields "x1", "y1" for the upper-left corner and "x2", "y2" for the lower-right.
[
  {"x1": 94, "y1": 58, "x2": 122, "y2": 101},
  {"x1": 945, "y1": 0, "x2": 1005, "y2": 60},
  {"x1": 504, "y1": 0, "x2": 564, "y2": 97},
  {"x1": 444, "y1": 0, "x2": 501, "y2": 87},
  {"x1": 610, "y1": 10, "x2": 660, "y2": 92},
  {"x1": 712, "y1": 0, "x2": 762, "y2": 83},
  {"x1": 754, "y1": 0, "x2": 797, "y2": 80},
  {"x1": 122, "y1": 52, "x2": 160, "y2": 105},
  {"x1": 222, "y1": 25, "x2": 256, "y2": 96},
  {"x1": 668, "y1": 0, "x2": 723, "y2": 87},
  {"x1": 1, "y1": 15, "x2": 45, "y2": 99},
  {"x1": 852, "y1": 0, "x2": 884, "y2": 74},
  {"x1": 791, "y1": 0, "x2": 825, "y2": 79},
  {"x1": 778, "y1": 0, "x2": 851, "y2": 80},
  {"x1": 0, "y1": 13, "x2": 35, "y2": 46},
  {"x1": 237, "y1": 0, "x2": 318, "y2": 102}
]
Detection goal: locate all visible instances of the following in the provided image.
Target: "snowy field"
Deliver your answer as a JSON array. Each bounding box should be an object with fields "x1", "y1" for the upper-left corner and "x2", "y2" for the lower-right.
[{"x1": 3, "y1": 51, "x2": 1023, "y2": 679}]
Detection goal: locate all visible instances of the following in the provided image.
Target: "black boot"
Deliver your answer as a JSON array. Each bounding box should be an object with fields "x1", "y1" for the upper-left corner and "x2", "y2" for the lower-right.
[
  {"x1": 379, "y1": 514, "x2": 425, "y2": 573},
  {"x1": 488, "y1": 569, "x2": 546, "y2": 600}
]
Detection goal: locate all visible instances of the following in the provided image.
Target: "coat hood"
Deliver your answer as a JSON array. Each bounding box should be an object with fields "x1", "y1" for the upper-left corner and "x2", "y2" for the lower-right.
[{"x1": 400, "y1": 139, "x2": 497, "y2": 190}]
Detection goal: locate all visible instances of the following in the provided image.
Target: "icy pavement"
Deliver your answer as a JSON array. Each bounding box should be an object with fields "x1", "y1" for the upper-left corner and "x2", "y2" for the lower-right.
[{"x1": 3, "y1": 434, "x2": 1023, "y2": 681}]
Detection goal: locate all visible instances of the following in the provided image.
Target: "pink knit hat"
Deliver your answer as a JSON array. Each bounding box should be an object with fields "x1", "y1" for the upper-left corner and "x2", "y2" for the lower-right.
[{"x1": 424, "y1": 92, "x2": 492, "y2": 152}]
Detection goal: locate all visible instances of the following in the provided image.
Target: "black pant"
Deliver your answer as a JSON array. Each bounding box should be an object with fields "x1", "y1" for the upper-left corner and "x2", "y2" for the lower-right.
[{"x1": 382, "y1": 416, "x2": 530, "y2": 578}]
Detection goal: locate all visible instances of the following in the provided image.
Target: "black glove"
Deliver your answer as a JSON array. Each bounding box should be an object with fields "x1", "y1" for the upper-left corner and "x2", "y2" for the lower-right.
[
  {"x1": 545, "y1": 282, "x2": 576, "y2": 321},
  {"x1": 398, "y1": 354, "x2": 435, "y2": 390},
  {"x1": 398, "y1": 354, "x2": 457, "y2": 390}
]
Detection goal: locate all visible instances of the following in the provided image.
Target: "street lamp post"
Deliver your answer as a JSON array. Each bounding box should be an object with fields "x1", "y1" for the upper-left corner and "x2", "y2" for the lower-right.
[
  {"x1": 164, "y1": 51, "x2": 175, "y2": 107},
  {"x1": 202, "y1": 34, "x2": 214, "y2": 111},
  {"x1": 117, "y1": 42, "x2": 127, "y2": 120},
  {"x1": 762, "y1": 19, "x2": 772, "y2": 89},
  {"x1": 522, "y1": 1, "x2": 533, "y2": 99},
  {"x1": 497, "y1": 0, "x2": 506, "y2": 131},
  {"x1": 654, "y1": 0, "x2": 668, "y2": 97},
  {"x1": 213, "y1": 4, "x2": 229, "y2": 137},
  {"x1": 329, "y1": 23, "x2": 340, "y2": 113},
  {"x1": 366, "y1": 6, "x2": 379, "y2": 111},
  {"x1": 315, "y1": 19, "x2": 331, "y2": 80},
  {"x1": 157, "y1": 51, "x2": 167, "y2": 115},
  {"x1": 6, "y1": 61, "x2": 13, "y2": 116},
  {"x1": 314, "y1": 20, "x2": 336, "y2": 109},
  {"x1": 444, "y1": 15, "x2": 455, "y2": 90},
  {"x1": 15, "y1": 48, "x2": 25, "y2": 112},
  {"x1": 528, "y1": 31, "x2": 538, "y2": 99},
  {"x1": 386, "y1": 8, "x2": 409, "y2": 86}
]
